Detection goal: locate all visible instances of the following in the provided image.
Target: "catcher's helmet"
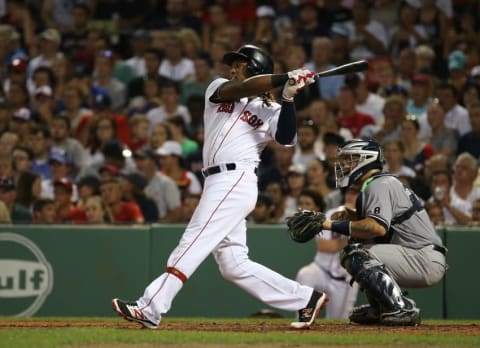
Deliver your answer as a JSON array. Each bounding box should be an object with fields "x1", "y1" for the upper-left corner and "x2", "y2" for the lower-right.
[
  {"x1": 222, "y1": 45, "x2": 274, "y2": 77},
  {"x1": 334, "y1": 139, "x2": 384, "y2": 188}
]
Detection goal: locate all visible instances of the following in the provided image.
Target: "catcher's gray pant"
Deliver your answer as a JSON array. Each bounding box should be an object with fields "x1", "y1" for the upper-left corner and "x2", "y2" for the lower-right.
[
  {"x1": 296, "y1": 262, "x2": 359, "y2": 319},
  {"x1": 365, "y1": 244, "x2": 447, "y2": 288}
]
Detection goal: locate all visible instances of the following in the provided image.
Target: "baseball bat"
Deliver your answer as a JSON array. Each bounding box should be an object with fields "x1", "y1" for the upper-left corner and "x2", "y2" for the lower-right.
[{"x1": 315, "y1": 60, "x2": 368, "y2": 78}]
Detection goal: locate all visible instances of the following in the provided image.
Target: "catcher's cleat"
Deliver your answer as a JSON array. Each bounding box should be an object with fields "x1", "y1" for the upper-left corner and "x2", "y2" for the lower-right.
[
  {"x1": 112, "y1": 298, "x2": 158, "y2": 329},
  {"x1": 290, "y1": 291, "x2": 329, "y2": 329},
  {"x1": 349, "y1": 304, "x2": 380, "y2": 325},
  {"x1": 380, "y1": 307, "x2": 421, "y2": 326}
]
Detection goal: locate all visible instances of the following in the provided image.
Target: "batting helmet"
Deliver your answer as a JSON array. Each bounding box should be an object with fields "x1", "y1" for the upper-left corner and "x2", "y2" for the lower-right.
[
  {"x1": 334, "y1": 139, "x2": 384, "y2": 188},
  {"x1": 222, "y1": 45, "x2": 274, "y2": 77}
]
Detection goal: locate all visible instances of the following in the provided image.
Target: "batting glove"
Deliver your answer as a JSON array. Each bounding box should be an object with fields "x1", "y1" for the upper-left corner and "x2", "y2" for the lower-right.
[{"x1": 282, "y1": 67, "x2": 316, "y2": 102}]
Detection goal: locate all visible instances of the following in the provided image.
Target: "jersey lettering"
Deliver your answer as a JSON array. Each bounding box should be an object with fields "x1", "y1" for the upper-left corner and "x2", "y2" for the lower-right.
[
  {"x1": 374, "y1": 207, "x2": 381, "y2": 214},
  {"x1": 240, "y1": 110, "x2": 264, "y2": 129},
  {"x1": 217, "y1": 102, "x2": 234, "y2": 113}
]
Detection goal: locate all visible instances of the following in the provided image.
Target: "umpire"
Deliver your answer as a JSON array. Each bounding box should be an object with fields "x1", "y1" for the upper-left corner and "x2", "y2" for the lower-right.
[{"x1": 321, "y1": 139, "x2": 447, "y2": 326}]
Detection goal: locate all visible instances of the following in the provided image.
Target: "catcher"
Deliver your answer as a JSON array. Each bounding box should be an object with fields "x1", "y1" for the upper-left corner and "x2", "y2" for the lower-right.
[{"x1": 287, "y1": 139, "x2": 447, "y2": 326}]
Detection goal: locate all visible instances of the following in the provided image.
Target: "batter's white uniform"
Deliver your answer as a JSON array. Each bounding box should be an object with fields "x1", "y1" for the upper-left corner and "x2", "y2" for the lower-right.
[
  {"x1": 296, "y1": 208, "x2": 359, "y2": 319},
  {"x1": 137, "y1": 78, "x2": 315, "y2": 324}
]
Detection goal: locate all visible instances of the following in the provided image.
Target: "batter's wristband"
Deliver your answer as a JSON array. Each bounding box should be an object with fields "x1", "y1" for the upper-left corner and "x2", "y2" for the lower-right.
[
  {"x1": 271, "y1": 74, "x2": 289, "y2": 88},
  {"x1": 331, "y1": 221, "x2": 351, "y2": 236}
]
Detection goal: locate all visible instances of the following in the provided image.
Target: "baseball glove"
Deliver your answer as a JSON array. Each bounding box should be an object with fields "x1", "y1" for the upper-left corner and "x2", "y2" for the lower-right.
[{"x1": 286, "y1": 209, "x2": 326, "y2": 243}]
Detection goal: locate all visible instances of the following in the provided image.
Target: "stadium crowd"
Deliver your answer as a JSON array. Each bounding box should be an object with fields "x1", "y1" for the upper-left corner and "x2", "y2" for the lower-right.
[{"x1": 0, "y1": 0, "x2": 480, "y2": 226}]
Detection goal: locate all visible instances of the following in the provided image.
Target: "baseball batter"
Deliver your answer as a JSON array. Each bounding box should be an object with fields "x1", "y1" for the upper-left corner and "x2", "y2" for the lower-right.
[
  {"x1": 321, "y1": 139, "x2": 447, "y2": 325},
  {"x1": 112, "y1": 45, "x2": 328, "y2": 329}
]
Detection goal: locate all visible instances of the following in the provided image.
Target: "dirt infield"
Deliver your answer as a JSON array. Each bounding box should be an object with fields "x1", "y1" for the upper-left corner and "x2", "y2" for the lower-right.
[{"x1": 1, "y1": 319, "x2": 480, "y2": 335}]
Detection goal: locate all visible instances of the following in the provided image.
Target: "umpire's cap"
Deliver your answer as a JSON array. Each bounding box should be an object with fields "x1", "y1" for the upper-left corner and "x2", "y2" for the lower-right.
[{"x1": 222, "y1": 45, "x2": 273, "y2": 76}]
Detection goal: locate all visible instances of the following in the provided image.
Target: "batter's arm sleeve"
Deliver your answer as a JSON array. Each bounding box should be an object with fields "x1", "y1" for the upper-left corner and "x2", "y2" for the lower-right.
[{"x1": 275, "y1": 101, "x2": 296, "y2": 145}]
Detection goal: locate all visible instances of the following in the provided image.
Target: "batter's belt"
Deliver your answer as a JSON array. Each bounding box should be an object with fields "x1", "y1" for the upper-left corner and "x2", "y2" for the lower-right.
[{"x1": 202, "y1": 163, "x2": 258, "y2": 178}]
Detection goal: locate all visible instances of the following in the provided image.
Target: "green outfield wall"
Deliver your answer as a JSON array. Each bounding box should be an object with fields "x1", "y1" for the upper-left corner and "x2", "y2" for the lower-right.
[{"x1": 0, "y1": 225, "x2": 478, "y2": 319}]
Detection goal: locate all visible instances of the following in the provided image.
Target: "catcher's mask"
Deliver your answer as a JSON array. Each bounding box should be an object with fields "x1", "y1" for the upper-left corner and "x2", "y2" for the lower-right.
[
  {"x1": 222, "y1": 44, "x2": 274, "y2": 77},
  {"x1": 334, "y1": 139, "x2": 384, "y2": 188}
]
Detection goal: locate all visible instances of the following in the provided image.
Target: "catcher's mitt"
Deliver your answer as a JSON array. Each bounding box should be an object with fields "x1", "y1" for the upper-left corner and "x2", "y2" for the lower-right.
[{"x1": 286, "y1": 209, "x2": 326, "y2": 243}]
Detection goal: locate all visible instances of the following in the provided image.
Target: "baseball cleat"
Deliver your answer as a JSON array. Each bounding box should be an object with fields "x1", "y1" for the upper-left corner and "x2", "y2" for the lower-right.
[
  {"x1": 380, "y1": 307, "x2": 421, "y2": 326},
  {"x1": 112, "y1": 298, "x2": 158, "y2": 329},
  {"x1": 290, "y1": 291, "x2": 329, "y2": 329},
  {"x1": 349, "y1": 304, "x2": 380, "y2": 325}
]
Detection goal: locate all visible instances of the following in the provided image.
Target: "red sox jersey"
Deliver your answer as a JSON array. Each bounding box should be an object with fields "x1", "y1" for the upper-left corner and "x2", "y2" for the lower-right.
[{"x1": 203, "y1": 78, "x2": 293, "y2": 167}]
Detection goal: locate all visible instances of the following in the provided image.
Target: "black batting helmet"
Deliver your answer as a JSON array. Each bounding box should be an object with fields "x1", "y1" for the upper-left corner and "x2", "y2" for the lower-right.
[{"x1": 222, "y1": 45, "x2": 274, "y2": 77}]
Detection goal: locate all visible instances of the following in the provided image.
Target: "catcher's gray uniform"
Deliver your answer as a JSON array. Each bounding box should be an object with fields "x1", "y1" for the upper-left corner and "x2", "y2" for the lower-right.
[{"x1": 355, "y1": 174, "x2": 447, "y2": 288}]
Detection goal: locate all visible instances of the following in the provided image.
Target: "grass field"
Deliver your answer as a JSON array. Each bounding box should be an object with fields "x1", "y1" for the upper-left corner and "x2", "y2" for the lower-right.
[{"x1": 1, "y1": 317, "x2": 480, "y2": 348}]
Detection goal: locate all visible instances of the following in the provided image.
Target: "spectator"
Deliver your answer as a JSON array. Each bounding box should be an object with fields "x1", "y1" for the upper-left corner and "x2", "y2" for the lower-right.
[
  {"x1": 53, "y1": 177, "x2": 81, "y2": 223},
  {"x1": 157, "y1": 140, "x2": 202, "y2": 201},
  {"x1": 101, "y1": 140, "x2": 136, "y2": 175},
  {"x1": 429, "y1": 169, "x2": 471, "y2": 225},
  {"x1": 11, "y1": 146, "x2": 34, "y2": 177},
  {"x1": 127, "y1": 114, "x2": 150, "y2": 152},
  {"x1": 146, "y1": 81, "x2": 192, "y2": 130},
  {"x1": 127, "y1": 76, "x2": 163, "y2": 116},
  {"x1": 159, "y1": 33, "x2": 195, "y2": 82},
  {"x1": 29, "y1": 126, "x2": 52, "y2": 179},
  {"x1": 401, "y1": 115, "x2": 435, "y2": 176},
  {"x1": 60, "y1": 3, "x2": 91, "y2": 56},
  {"x1": 458, "y1": 101, "x2": 480, "y2": 159},
  {"x1": 414, "y1": 44, "x2": 436, "y2": 74},
  {"x1": 180, "y1": 52, "x2": 214, "y2": 106},
  {"x1": 469, "y1": 198, "x2": 480, "y2": 226},
  {"x1": 365, "y1": 95, "x2": 405, "y2": 144},
  {"x1": 41, "y1": 151, "x2": 77, "y2": 201},
  {"x1": 335, "y1": 0, "x2": 388, "y2": 60},
  {"x1": 166, "y1": 115, "x2": 199, "y2": 157},
  {"x1": 85, "y1": 116, "x2": 118, "y2": 170},
  {"x1": 119, "y1": 172, "x2": 158, "y2": 223},
  {"x1": 31, "y1": 85, "x2": 56, "y2": 127},
  {"x1": 383, "y1": 138, "x2": 416, "y2": 178},
  {"x1": 124, "y1": 30, "x2": 151, "y2": 77},
  {"x1": 32, "y1": 198, "x2": 57, "y2": 224},
  {"x1": 127, "y1": 48, "x2": 171, "y2": 99},
  {"x1": 447, "y1": 50, "x2": 468, "y2": 93},
  {"x1": 75, "y1": 174, "x2": 101, "y2": 208},
  {"x1": 346, "y1": 73, "x2": 385, "y2": 124},
  {"x1": 388, "y1": 2, "x2": 427, "y2": 57},
  {"x1": 132, "y1": 148, "x2": 181, "y2": 222},
  {"x1": 284, "y1": 163, "x2": 308, "y2": 220},
  {"x1": 148, "y1": 123, "x2": 171, "y2": 151},
  {"x1": 60, "y1": 83, "x2": 93, "y2": 144},
  {"x1": 4, "y1": 57, "x2": 28, "y2": 95},
  {"x1": 292, "y1": 119, "x2": 323, "y2": 167},
  {"x1": 98, "y1": 164, "x2": 120, "y2": 182},
  {"x1": 84, "y1": 195, "x2": 112, "y2": 224},
  {"x1": 406, "y1": 73, "x2": 433, "y2": 125},
  {"x1": 100, "y1": 178, "x2": 144, "y2": 224},
  {"x1": 425, "y1": 201, "x2": 445, "y2": 226},
  {"x1": 436, "y1": 82, "x2": 471, "y2": 137},
  {"x1": 0, "y1": 176, "x2": 31, "y2": 223},
  {"x1": 265, "y1": 180, "x2": 287, "y2": 224},
  {"x1": 93, "y1": 50, "x2": 127, "y2": 112},
  {"x1": 14, "y1": 170, "x2": 42, "y2": 212},
  {"x1": 178, "y1": 27, "x2": 202, "y2": 60},
  {"x1": 425, "y1": 101, "x2": 459, "y2": 163},
  {"x1": 305, "y1": 37, "x2": 344, "y2": 108},
  {"x1": 179, "y1": 193, "x2": 201, "y2": 223},
  {"x1": 295, "y1": 2, "x2": 330, "y2": 55},
  {"x1": 253, "y1": 5, "x2": 276, "y2": 45},
  {"x1": 9, "y1": 107, "x2": 33, "y2": 145},
  {"x1": 258, "y1": 142, "x2": 294, "y2": 193},
  {"x1": 27, "y1": 29, "x2": 63, "y2": 79},
  {"x1": 335, "y1": 86, "x2": 375, "y2": 138},
  {"x1": 295, "y1": 187, "x2": 359, "y2": 319},
  {"x1": 50, "y1": 115, "x2": 89, "y2": 180},
  {"x1": 248, "y1": 193, "x2": 275, "y2": 224},
  {"x1": 451, "y1": 153, "x2": 480, "y2": 214},
  {"x1": 461, "y1": 81, "x2": 480, "y2": 109},
  {"x1": 306, "y1": 158, "x2": 342, "y2": 211},
  {"x1": 424, "y1": 153, "x2": 450, "y2": 182}
]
